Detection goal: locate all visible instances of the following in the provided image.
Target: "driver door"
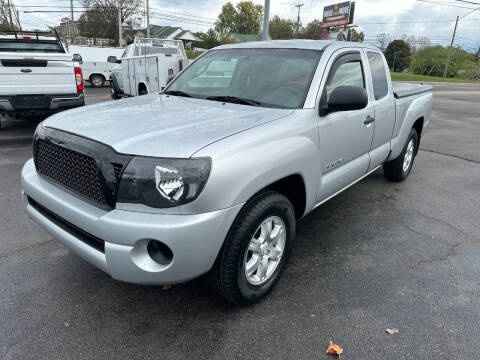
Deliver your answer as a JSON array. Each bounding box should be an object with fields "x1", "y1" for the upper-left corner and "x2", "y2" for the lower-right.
[{"x1": 316, "y1": 50, "x2": 375, "y2": 203}]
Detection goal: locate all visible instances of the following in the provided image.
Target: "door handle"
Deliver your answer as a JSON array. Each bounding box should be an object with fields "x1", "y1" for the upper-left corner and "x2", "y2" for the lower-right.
[{"x1": 364, "y1": 115, "x2": 375, "y2": 125}]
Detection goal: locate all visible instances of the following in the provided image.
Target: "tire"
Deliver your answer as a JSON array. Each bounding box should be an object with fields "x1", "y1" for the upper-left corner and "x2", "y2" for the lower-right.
[
  {"x1": 90, "y1": 74, "x2": 105, "y2": 88},
  {"x1": 210, "y1": 191, "x2": 296, "y2": 306},
  {"x1": 110, "y1": 82, "x2": 121, "y2": 100},
  {"x1": 384, "y1": 128, "x2": 419, "y2": 182}
]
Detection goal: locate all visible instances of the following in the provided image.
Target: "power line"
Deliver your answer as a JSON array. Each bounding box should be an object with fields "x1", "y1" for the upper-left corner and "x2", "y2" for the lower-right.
[{"x1": 415, "y1": 0, "x2": 478, "y2": 9}]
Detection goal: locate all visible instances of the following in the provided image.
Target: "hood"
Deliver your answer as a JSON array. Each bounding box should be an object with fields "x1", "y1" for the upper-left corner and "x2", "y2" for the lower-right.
[{"x1": 43, "y1": 94, "x2": 293, "y2": 158}]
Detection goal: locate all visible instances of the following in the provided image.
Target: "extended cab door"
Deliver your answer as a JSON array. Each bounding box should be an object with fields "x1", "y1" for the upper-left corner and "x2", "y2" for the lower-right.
[
  {"x1": 316, "y1": 50, "x2": 375, "y2": 202},
  {"x1": 364, "y1": 50, "x2": 396, "y2": 169}
]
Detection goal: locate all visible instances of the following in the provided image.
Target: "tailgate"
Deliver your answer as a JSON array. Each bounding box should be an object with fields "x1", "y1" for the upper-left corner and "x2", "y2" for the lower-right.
[{"x1": 0, "y1": 53, "x2": 76, "y2": 95}]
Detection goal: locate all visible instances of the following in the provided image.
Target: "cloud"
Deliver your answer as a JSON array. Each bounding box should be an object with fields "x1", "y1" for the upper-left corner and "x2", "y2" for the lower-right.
[{"x1": 16, "y1": 0, "x2": 480, "y2": 51}]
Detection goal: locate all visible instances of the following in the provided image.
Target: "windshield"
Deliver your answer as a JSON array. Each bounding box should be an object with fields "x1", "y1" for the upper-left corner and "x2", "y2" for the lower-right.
[
  {"x1": 0, "y1": 40, "x2": 64, "y2": 53},
  {"x1": 165, "y1": 48, "x2": 322, "y2": 109}
]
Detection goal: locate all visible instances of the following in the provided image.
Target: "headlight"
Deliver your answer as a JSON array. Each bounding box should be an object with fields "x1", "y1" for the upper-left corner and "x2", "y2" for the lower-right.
[{"x1": 117, "y1": 157, "x2": 211, "y2": 208}]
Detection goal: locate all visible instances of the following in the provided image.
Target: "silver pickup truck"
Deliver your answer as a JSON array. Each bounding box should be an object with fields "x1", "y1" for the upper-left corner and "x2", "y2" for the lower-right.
[{"x1": 21, "y1": 40, "x2": 433, "y2": 305}]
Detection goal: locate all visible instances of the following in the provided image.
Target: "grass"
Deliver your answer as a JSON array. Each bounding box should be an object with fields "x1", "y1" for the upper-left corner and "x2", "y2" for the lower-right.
[
  {"x1": 186, "y1": 50, "x2": 204, "y2": 60},
  {"x1": 390, "y1": 72, "x2": 479, "y2": 84}
]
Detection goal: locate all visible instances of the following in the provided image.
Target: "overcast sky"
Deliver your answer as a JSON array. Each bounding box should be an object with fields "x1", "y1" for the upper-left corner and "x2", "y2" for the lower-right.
[{"x1": 15, "y1": 0, "x2": 480, "y2": 52}]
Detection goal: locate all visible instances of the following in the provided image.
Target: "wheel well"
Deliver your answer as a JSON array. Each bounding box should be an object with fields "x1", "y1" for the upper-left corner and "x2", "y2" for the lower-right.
[
  {"x1": 263, "y1": 174, "x2": 306, "y2": 219},
  {"x1": 138, "y1": 82, "x2": 147, "y2": 94},
  {"x1": 89, "y1": 73, "x2": 105, "y2": 81},
  {"x1": 413, "y1": 117, "x2": 424, "y2": 154}
]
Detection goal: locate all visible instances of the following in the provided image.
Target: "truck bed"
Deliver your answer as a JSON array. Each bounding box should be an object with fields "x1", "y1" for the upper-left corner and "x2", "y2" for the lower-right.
[{"x1": 393, "y1": 82, "x2": 433, "y2": 99}]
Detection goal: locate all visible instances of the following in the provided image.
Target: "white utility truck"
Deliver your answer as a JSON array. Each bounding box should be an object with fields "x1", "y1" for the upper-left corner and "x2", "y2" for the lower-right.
[
  {"x1": 0, "y1": 30, "x2": 84, "y2": 123},
  {"x1": 108, "y1": 38, "x2": 187, "y2": 98},
  {"x1": 69, "y1": 45, "x2": 124, "y2": 88}
]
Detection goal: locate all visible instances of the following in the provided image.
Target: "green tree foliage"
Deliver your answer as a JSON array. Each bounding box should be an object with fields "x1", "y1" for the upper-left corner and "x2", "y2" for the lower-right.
[
  {"x1": 300, "y1": 19, "x2": 327, "y2": 40},
  {"x1": 193, "y1": 29, "x2": 220, "y2": 49},
  {"x1": 350, "y1": 28, "x2": 364, "y2": 42},
  {"x1": 269, "y1": 16, "x2": 295, "y2": 40},
  {"x1": 410, "y1": 45, "x2": 478, "y2": 78},
  {"x1": 385, "y1": 39, "x2": 411, "y2": 72},
  {"x1": 215, "y1": 1, "x2": 263, "y2": 36}
]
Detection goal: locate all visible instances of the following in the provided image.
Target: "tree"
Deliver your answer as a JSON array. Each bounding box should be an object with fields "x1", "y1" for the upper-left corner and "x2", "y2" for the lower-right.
[
  {"x1": 0, "y1": 0, "x2": 21, "y2": 30},
  {"x1": 79, "y1": 0, "x2": 142, "y2": 45},
  {"x1": 350, "y1": 28, "x2": 364, "y2": 42},
  {"x1": 215, "y1": 1, "x2": 263, "y2": 36},
  {"x1": 410, "y1": 45, "x2": 477, "y2": 78},
  {"x1": 385, "y1": 39, "x2": 411, "y2": 72},
  {"x1": 300, "y1": 19, "x2": 327, "y2": 40},
  {"x1": 401, "y1": 34, "x2": 431, "y2": 55},
  {"x1": 193, "y1": 29, "x2": 220, "y2": 49},
  {"x1": 269, "y1": 16, "x2": 295, "y2": 40},
  {"x1": 376, "y1": 33, "x2": 390, "y2": 51}
]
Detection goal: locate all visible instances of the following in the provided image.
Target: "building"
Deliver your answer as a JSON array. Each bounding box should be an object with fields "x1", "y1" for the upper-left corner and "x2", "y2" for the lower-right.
[
  {"x1": 134, "y1": 25, "x2": 201, "y2": 49},
  {"x1": 55, "y1": 20, "x2": 114, "y2": 47}
]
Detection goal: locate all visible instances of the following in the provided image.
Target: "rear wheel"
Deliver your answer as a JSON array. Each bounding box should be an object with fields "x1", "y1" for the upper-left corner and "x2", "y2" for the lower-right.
[
  {"x1": 210, "y1": 191, "x2": 296, "y2": 305},
  {"x1": 384, "y1": 128, "x2": 419, "y2": 182},
  {"x1": 89, "y1": 74, "x2": 105, "y2": 88}
]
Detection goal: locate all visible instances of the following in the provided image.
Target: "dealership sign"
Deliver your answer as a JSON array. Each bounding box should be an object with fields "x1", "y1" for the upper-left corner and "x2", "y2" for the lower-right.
[{"x1": 322, "y1": 2, "x2": 355, "y2": 27}]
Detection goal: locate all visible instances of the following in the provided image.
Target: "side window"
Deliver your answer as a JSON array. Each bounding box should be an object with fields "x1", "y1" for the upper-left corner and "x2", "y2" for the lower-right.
[
  {"x1": 324, "y1": 54, "x2": 365, "y2": 103},
  {"x1": 367, "y1": 52, "x2": 389, "y2": 100}
]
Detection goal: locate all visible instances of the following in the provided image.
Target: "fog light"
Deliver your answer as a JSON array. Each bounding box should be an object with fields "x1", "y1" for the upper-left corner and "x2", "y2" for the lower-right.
[{"x1": 147, "y1": 240, "x2": 173, "y2": 265}]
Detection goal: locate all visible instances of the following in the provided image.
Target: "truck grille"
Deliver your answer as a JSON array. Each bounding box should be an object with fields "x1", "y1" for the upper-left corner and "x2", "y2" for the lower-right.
[{"x1": 35, "y1": 139, "x2": 107, "y2": 206}]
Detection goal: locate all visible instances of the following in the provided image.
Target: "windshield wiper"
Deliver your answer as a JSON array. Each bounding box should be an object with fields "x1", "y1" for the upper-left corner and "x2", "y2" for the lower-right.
[
  {"x1": 206, "y1": 95, "x2": 263, "y2": 107},
  {"x1": 163, "y1": 90, "x2": 193, "y2": 98}
]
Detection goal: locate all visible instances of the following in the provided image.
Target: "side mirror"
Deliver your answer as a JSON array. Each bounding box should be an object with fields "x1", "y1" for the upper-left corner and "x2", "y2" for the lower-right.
[
  {"x1": 73, "y1": 53, "x2": 82, "y2": 64},
  {"x1": 327, "y1": 86, "x2": 368, "y2": 113},
  {"x1": 107, "y1": 55, "x2": 120, "y2": 64}
]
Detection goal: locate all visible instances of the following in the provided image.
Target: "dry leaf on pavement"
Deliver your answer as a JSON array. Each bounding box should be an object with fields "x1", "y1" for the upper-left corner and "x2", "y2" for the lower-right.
[{"x1": 326, "y1": 340, "x2": 343, "y2": 357}]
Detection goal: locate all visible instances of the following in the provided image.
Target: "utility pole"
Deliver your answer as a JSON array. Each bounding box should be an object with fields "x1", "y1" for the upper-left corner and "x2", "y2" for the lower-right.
[
  {"x1": 146, "y1": 0, "x2": 150, "y2": 37},
  {"x1": 262, "y1": 0, "x2": 270, "y2": 40},
  {"x1": 70, "y1": 0, "x2": 75, "y2": 45},
  {"x1": 118, "y1": 8, "x2": 122, "y2": 46},
  {"x1": 443, "y1": 15, "x2": 459, "y2": 79},
  {"x1": 295, "y1": 4, "x2": 304, "y2": 34}
]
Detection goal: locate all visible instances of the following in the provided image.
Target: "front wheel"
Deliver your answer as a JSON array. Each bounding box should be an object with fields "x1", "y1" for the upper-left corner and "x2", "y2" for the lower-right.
[
  {"x1": 210, "y1": 191, "x2": 296, "y2": 305},
  {"x1": 384, "y1": 128, "x2": 419, "y2": 182}
]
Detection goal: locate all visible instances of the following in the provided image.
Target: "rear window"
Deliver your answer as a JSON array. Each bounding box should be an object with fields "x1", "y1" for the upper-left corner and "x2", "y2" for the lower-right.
[
  {"x1": 0, "y1": 41, "x2": 64, "y2": 53},
  {"x1": 367, "y1": 52, "x2": 389, "y2": 100}
]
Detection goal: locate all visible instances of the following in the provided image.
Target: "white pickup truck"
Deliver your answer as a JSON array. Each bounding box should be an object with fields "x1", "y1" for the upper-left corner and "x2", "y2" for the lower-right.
[
  {"x1": 0, "y1": 30, "x2": 84, "y2": 123},
  {"x1": 22, "y1": 40, "x2": 433, "y2": 305},
  {"x1": 108, "y1": 37, "x2": 187, "y2": 98}
]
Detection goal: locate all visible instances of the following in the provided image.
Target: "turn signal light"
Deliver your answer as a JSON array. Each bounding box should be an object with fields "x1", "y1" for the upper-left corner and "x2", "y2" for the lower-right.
[{"x1": 74, "y1": 66, "x2": 84, "y2": 92}]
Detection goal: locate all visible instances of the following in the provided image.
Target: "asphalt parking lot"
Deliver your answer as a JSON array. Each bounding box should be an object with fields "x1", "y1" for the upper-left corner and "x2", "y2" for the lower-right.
[{"x1": 1, "y1": 83, "x2": 479, "y2": 359}]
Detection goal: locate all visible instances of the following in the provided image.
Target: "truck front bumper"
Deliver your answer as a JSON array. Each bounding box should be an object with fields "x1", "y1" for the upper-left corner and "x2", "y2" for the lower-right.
[
  {"x1": 0, "y1": 93, "x2": 84, "y2": 115},
  {"x1": 21, "y1": 159, "x2": 243, "y2": 284}
]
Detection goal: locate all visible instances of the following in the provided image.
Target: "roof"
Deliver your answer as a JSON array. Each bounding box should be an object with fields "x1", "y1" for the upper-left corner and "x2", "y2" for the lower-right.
[
  {"x1": 229, "y1": 33, "x2": 262, "y2": 42},
  {"x1": 138, "y1": 25, "x2": 201, "y2": 41},
  {"x1": 216, "y1": 39, "x2": 379, "y2": 52}
]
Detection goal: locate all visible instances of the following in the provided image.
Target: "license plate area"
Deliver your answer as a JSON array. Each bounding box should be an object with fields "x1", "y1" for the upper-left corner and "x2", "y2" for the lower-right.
[{"x1": 12, "y1": 95, "x2": 49, "y2": 109}]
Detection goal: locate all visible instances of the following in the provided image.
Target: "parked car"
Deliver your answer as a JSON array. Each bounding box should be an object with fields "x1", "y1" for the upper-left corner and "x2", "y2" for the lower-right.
[
  {"x1": 0, "y1": 30, "x2": 84, "y2": 124},
  {"x1": 69, "y1": 45, "x2": 124, "y2": 88},
  {"x1": 108, "y1": 37, "x2": 188, "y2": 98},
  {"x1": 21, "y1": 40, "x2": 433, "y2": 305}
]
